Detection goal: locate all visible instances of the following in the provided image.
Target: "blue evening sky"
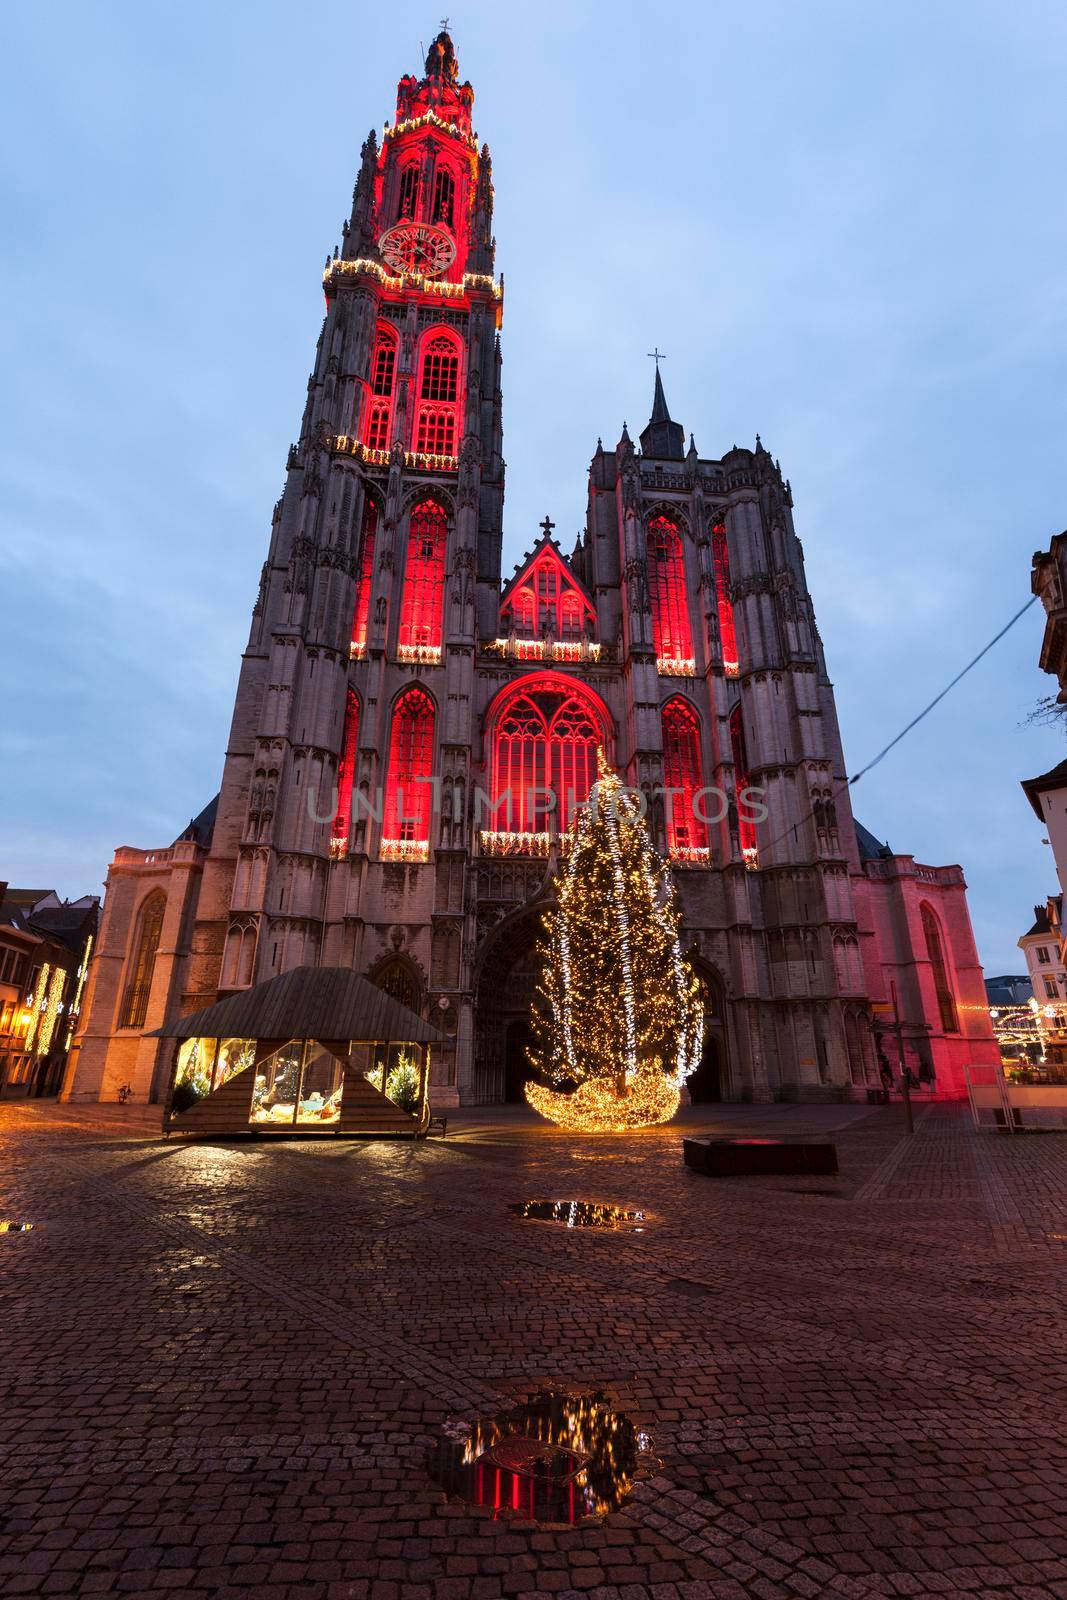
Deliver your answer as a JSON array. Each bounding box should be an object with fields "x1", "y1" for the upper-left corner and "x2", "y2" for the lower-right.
[{"x1": 2, "y1": 1, "x2": 1065, "y2": 972}]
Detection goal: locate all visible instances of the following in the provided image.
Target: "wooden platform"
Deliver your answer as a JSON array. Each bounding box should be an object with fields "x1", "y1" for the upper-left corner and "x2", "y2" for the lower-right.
[{"x1": 683, "y1": 1137, "x2": 839, "y2": 1177}]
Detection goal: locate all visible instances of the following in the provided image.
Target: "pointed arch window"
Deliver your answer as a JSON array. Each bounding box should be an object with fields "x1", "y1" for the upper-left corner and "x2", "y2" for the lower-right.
[
  {"x1": 922, "y1": 904, "x2": 959, "y2": 1033},
  {"x1": 398, "y1": 499, "x2": 448, "y2": 662},
  {"x1": 415, "y1": 408, "x2": 456, "y2": 456},
  {"x1": 414, "y1": 334, "x2": 460, "y2": 459},
  {"x1": 712, "y1": 521, "x2": 739, "y2": 675},
  {"x1": 331, "y1": 691, "x2": 360, "y2": 858},
  {"x1": 119, "y1": 890, "x2": 166, "y2": 1028},
  {"x1": 350, "y1": 498, "x2": 377, "y2": 658},
  {"x1": 503, "y1": 556, "x2": 596, "y2": 645},
  {"x1": 398, "y1": 162, "x2": 420, "y2": 221},
  {"x1": 363, "y1": 327, "x2": 397, "y2": 452},
  {"x1": 647, "y1": 514, "x2": 694, "y2": 673},
  {"x1": 432, "y1": 166, "x2": 455, "y2": 228},
  {"x1": 512, "y1": 588, "x2": 535, "y2": 636},
  {"x1": 489, "y1": 682, "x2": 603, "y2": 838},
  {"x1": 729, "y1": 702, "x2": 758, "y2": 864},
  {"x1": 383, "y1": 687, "x2": 435, "y2": 860},
  {"x1": 662, "y1": 699, "x2": 708, "y2": 860}
]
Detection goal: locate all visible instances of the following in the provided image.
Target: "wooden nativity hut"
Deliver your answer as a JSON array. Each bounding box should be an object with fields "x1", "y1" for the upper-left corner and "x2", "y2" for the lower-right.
[{"x1": 152, "y1": 965, "x2": 445, "y2": 1138}]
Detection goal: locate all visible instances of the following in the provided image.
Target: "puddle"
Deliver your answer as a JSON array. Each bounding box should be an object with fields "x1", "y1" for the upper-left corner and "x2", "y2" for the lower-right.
[
  {"x1": 509, "y1": 1200, "x2": 647, "y2": 1231},
  {"x1": 0, "y1": 1221, "x2": 36, "y2": 1233},
  {"x1": 429, "y1": 1390, "x2": 652, "y2": 1523}
]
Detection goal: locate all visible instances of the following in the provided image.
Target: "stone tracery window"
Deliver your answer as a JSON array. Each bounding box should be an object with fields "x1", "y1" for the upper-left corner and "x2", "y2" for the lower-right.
[
  {"x1": 432, "y1": 166, "x2": 455, "y2": 228},
  {"x1": 414, "y1": 334, "x2": 460, "y2": 458},
  {"x1": 119, "y1": 890, "x2": 166, "y2": 1028},
  {"x1": 647, "y1": 513, "x2": 694, "y2": 672},
  {"x1": 503, "y1": 554, "x2": 594, "y2": 642},
  {"x1": 382, "y1": 687, "x2": 435, "y2": 858},
  {"x1": 398, "y1": 162, "x2": 420, "y2": 220},
  {"x1": 489, "y1": 680, "x2": 604, "y2": 834},
  {"x1": 729, "y1": 702, "x2": 758, "y2": 862},
  {"x1": 350, "y1": 498, "x2": 377, "y2": 658},
  {"x1": 921, "y1": 903, "x2": 959, "y2": 1033},
  {"x1": 712, "y1": 522, "x2": 739, "y2": 675},
  {"x1": 661, "y1": 698, "x2": 708, "y2": 857},
  {"x1": 363, "y1": 326, "x2": 397, "y2": 451},
  {"x1": 331, "y1": 691, "x2": 360, "y2": 857},
  {"x1": 397, "y1": 499, "x2": 448, "y2": 660}
]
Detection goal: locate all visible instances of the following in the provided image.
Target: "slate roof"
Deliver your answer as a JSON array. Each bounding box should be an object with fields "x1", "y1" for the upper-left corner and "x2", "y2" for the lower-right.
[
  {"x1": 854, "y1": 820, "x2": 894, "y2": 861},
  {"x1": 149, "y1": 965, "x2": 446, "y2": 1045},
  {"x1": 173, "y1": 794, "x2": 220, "y2": 848},
  {"x1": 1021, "y1": 758, "x2": 1067, "y2": 820}
]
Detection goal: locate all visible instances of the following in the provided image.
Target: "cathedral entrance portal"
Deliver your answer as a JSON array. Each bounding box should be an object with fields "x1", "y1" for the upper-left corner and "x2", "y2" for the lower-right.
[
  {"x1": 688, "y1": 968, "x2": 729, "y2": 1103},
  {"x1": 473, "y1": 907, "x2": 545, "y2": 1103}
]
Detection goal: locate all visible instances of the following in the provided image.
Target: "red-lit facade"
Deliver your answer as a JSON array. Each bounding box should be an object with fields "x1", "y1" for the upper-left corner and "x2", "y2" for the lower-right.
[{"x1": 67, "y1": 29, "x2": 998, "y2": 1113}]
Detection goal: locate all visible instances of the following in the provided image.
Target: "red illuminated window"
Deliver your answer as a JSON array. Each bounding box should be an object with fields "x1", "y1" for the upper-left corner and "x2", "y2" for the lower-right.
[
  {"x1": 363, "y1": 328, "x2": 397, "y2": 450},
  {"x1": 332, "y1": 691, "x2": 360, "y2": 851},
  {"x1": 560, "y1": 593, "x2": 583, "y2": 639},
  {"x1": 371, "y1": 340, "x2": 396, "y2": 396},
  {"x1": 350, "y1": 499, "x2": 377, "y2": 656},
  {"x1": 662, "y1": 699, "x2": 707, "y2": 854},
  {"x1": 712, "y1": 522, "x2": 739, "y2": 673},
  {"x1": 420, "y1": 336, "x2": 459, "y2": 401},
  {"x1": 647, "y1": 515, "x2": 693, "y2": 666},
  {"x1": 384, "y1": 687, "x2": 435, "y2": 845},
  {"x1": 921, "y1": 904, "x2": 959, "y2": 1033},
  {"x1": 504, "y1": 555, "x2": 594, "y2": 641},
  {"x1": 729, "y1": 703, "x2": 757, "y2": 856},
  {"x1": 365, "y1": 404, "x2": 389, "y2": 450},
  {"x1": 512, "y1": 589, "x2": 535, "y2": 635},
  {"x1": 398, "y1": 499, "x2": 448, "y2": 654},
  {"x1": 432, "y1": 166, "x2": 455, "y2": 227},
  {"x1": 398, "y1": 163, "x2": 419, "y2": 220},
  {"x1": 415, "y1": 408, "x2": 456, "y2": 456},
  {"x1": 490, "y1": 681, "x2": 603, "y2": 833}
]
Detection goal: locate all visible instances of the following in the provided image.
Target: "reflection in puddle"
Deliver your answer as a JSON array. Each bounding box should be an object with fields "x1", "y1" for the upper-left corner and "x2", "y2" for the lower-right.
[
  {"x1": 429, "y1": 1391, "x2": 650, "y2": 1522},
  {"x1": 510, "y1": 1200, "x2": 647, "y2": 1231},
  {"x1": 0, "y1": 1221, "x2": 36, "y2": 1233}
]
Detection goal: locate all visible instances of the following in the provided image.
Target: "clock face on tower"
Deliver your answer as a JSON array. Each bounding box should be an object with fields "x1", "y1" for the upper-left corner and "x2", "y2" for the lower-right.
[{"x1": 378, "y1": 222, "x2": 456, "y2": 278}]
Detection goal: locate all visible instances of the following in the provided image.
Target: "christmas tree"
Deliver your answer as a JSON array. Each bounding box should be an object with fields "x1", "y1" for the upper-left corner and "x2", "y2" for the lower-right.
[{"x1": 527, "y1": 751, "x2": 703, "y2": 1131}]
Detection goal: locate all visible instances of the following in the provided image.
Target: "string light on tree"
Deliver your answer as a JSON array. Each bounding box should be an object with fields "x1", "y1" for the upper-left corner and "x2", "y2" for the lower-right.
[{"x1": 526, "y1": 750, "x2": 703, "y2": 1131}]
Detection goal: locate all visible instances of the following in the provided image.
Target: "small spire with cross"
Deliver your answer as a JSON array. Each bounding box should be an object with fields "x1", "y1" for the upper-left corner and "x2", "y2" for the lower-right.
[
  {"x1": 539, "y1": 514, "x2": 556, "y2": 539},
  {"x1": 647, "y1": 347, "x2": 666, "y2": 370},
  {"x1": 440, "y1": 15, "x2": 450, "y2": 31}
]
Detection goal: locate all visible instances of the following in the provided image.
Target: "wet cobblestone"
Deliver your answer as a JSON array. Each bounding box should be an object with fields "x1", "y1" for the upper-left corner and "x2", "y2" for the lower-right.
[{"x1": 1, "y1": 1099, "x2": 1066, "y2": 1597}]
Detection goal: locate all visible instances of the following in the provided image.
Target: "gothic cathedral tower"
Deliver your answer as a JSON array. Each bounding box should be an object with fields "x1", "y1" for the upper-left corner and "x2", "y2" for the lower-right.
[{"x1": 181, "y1": 32, "x2": 503, "y2": 1082}]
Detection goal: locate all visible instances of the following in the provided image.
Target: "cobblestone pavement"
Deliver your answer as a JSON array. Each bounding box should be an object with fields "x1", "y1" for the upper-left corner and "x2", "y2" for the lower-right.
[{"x1": 2, "y1": 1098, "x2": 1067, "y2": 1600}]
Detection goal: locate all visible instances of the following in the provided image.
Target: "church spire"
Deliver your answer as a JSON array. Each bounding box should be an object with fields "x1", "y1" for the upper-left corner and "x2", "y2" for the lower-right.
[{"x1": 639, "y1": 367, "x2": 685, "y2": 461}]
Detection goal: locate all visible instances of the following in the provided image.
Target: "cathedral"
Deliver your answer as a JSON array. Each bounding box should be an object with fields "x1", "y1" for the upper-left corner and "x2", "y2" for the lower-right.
[{"x1": 64, "y1": 31, "x2": 998, "y2": 1110}]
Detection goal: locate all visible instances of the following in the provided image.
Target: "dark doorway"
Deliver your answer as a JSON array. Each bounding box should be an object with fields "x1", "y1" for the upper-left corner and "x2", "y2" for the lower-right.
[
  {"x1": 505, "y1": 1020, "x2": 534, "y2": 1103},
  {"x1": 688, "y1": 1033, "x2": 723, "y2": 1103}
]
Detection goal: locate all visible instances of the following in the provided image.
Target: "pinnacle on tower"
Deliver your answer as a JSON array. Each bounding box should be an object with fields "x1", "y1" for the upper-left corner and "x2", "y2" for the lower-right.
[{"x1": 639, "y1": 368, "x2": 685, "y2": 462}]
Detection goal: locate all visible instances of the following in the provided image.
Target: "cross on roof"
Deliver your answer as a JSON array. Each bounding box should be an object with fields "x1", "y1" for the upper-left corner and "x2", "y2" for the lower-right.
[
  {"x1": 440, "y1": 15, "x2": 450, "y2": 30},
  {"x1": 539, "y1": 515, "x2": 556, "y2": 538},
  {"x1": 647, "y1": 347, "x2": 666, "y2": 369}
]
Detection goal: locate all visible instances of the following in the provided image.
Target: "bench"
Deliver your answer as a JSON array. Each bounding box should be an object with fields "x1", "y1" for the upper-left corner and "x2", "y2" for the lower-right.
[{"x1": 683, "y1": 1137, "x2": 838, "y2": 1177}]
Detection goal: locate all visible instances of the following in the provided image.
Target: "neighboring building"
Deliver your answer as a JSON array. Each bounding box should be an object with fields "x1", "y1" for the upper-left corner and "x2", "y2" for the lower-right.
[
  {"x1": 1031, "y1": 532, "x2": 1067, "y2": 701},
  {"x1": 984, "y1": 974, "x2": 1033, "y2": 1008},
  {"x1": 65, "y1": 30, "x2": 998, "y2": 1108},
  {"x1": 850, "y1": 825, "x2": 997, "y2": 1089},
  {"x1": 1021, "y1": 759, "x2": 1067, "y2": 914},
  {"x1": 1019, "y1": 898, "x2": 1067, "y2": 1005},
  {"x1": 0, "y1": 886, "x2": 98, "y2": 1096}
]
